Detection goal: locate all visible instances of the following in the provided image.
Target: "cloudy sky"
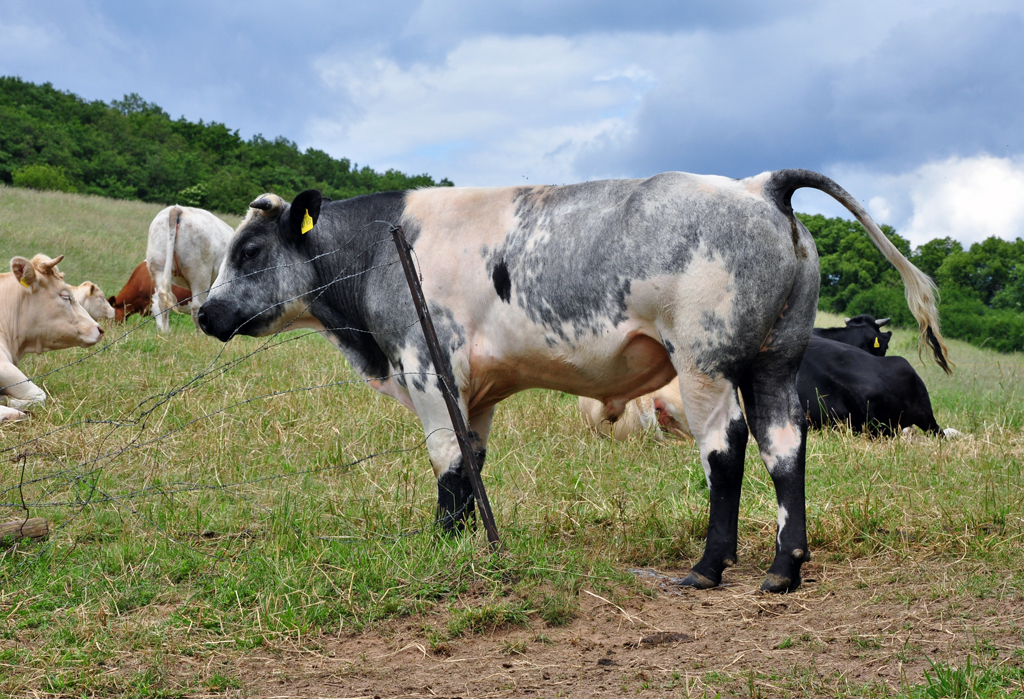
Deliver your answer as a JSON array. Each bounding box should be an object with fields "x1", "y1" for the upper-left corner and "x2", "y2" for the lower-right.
[{"x1": 2, "y1": 0, "x2": 1023, "y2": 246}]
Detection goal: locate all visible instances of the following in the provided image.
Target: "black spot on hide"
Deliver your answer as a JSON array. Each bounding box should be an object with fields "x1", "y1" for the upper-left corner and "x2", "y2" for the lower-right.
[{"x1": 492, "y1": 259, "x2": 512, "y2": 303}]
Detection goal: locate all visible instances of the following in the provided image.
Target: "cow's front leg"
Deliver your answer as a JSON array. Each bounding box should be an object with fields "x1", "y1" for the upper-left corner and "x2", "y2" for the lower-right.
[
  {"x1": 673, "y1": 374, "x2": 748, "y2": 589},
  {"x1": 0, "y1": 405, "x2": 28, "y2": 422},
  {"x1": 1, "y1": 360, "x2": 47, "y2": 411},
  {"x1": 436, "y1": 406, "x2": 495, "y2": 532},
  {"x1": 410, "y1": 380, "x2": 495, "y2": 534}
]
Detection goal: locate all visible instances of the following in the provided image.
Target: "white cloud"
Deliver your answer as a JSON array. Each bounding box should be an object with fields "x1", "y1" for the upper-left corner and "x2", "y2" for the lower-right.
[
  {"x1": 793, "y1": 155, "x2": 1024, "y2": 248},
  {"x1": 901, "y1": 156, "x2": 1024, "y2": 246},
  {"x1": 308, "y1": 34, "x2": 658, "y2": 185}
]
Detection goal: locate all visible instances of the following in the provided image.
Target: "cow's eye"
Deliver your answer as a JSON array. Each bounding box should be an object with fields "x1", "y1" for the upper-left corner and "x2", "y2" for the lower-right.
[
  {"x1": 243, "y1": 245, "x2": 260, "y2": 260},
  {"x1": 61, "y1": 293, "x2": 73, "y2": 303}
]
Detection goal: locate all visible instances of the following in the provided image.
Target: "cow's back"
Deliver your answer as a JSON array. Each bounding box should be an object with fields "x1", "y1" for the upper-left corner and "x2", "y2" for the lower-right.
[
  {"x1": 396, "y1": 173, "x2": 816, "y2": 394},
  {"x1": 146, "y1": 206, "x2": 233, "y2": 279}
]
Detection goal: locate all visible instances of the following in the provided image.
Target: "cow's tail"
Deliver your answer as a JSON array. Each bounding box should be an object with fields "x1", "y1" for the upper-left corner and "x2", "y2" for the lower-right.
[
  {"x1": 157, "y1": 206, "x2": 183, "y2": 315},
  {"x1": 764, "y1": 169, "x2": 952, "y2": 374}
]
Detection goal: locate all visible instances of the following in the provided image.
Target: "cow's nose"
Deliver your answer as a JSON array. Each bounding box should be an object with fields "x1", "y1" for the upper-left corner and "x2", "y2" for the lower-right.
[
  {"x1": 97, "y1": 325, "x2": 104, "y2": 337},
  {"x1": 196, "y1": 306, "x2": 209, "y2": 333}
]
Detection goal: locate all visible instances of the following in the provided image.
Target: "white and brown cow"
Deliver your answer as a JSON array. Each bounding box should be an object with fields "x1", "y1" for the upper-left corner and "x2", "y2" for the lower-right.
[
  {"x1": 197, "y1": 170, "x2": 951, "y2": 593},
  {"x1": 73, "y1": 281, "x2": 116, "y2": 321},
  {"x1": 579, "y1": 386, "x2": 692, "y2": 441},
  {"x1": 146, "y1": 205, "x2": 233, "y2": 332},
  {"x1": 1, "y1": 254, "x2": 103, "y2": 421}
]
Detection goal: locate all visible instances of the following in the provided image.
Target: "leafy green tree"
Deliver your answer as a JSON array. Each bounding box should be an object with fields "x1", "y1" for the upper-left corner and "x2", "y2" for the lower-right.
[
  {"x1": 912, "y1": 237, "x2": 962, "y2": 278},
  {"x1": 797, "y1": 213, "x2": 911, "y2": 313},
  {"x1": 12, "y1": 164, "x2": 76, "y2": 192},
  {"x1": 0, "y1": 76, "x2": 452, "y2": 213},
  {"x1": 934, "y1": 237, "x2": 1024, "y2": 307}
]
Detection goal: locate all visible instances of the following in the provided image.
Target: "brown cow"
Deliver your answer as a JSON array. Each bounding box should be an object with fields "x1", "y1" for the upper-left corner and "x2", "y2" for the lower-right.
[
  {"x1": 1, "y1": 254, "x2": 103, "y2": 421},
  {"x1": 108, "y1": 261, "x2": 192, "y2": 322}
]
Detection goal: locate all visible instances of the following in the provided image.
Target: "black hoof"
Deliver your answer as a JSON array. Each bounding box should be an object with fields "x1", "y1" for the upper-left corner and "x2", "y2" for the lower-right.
[
  {"x1": 676, "y1": 570, "x2": 719, "y2": 589},
  {"x1": 760, "y1": 573, "x2": 801, "y2": 593},
  {"x1": 760, "y1": 548, "x2": 807, "y2": 593},
  {"x1": 436, "y1": 470, "x2": 475, "y2": 534},
  {"x1": 436, "y1": 500, "x2": 475, "y2": 535}
]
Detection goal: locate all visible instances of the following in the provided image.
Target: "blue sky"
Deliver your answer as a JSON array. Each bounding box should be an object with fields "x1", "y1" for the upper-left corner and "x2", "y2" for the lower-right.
[{"x1": 2, "y1": 0, "x2": 1023, "y2": 246}]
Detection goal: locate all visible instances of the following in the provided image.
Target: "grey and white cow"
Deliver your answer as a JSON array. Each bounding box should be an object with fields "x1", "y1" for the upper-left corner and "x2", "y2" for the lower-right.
[{"x1": 198, "y1": 170, "x2": 951, "y2": 593}]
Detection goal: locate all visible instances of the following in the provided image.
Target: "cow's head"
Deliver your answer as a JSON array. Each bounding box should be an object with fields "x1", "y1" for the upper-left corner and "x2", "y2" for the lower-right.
[
  {"x1": 197, "y1": 190, "x2": 323, "y2": 341},
  {"x1": 843, "y1": 314, "x2": 892, "y2": 356},
  {"x1": 11, "y1": 254, "x2": 103, "y2": 351},
  {"x1": 74, "y1": 281, "x2": 116, "y2": 321},
  {"x1": 108, "y1": 296, "x2": 126, "y2": 323}
]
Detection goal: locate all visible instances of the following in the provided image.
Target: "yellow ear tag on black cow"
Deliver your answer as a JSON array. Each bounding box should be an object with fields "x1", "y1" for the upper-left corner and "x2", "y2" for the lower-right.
[
  {"x1": 874, "y1": 337, "x2": 880, "y2": 348},
  {"x1": 301, "y1": 210, "x2": 314, "y2": 234}
]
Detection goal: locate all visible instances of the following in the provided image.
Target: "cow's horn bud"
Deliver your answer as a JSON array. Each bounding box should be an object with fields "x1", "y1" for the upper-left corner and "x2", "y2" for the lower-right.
[
  {"x1": 875, "y1": 317, "x2": 890, "y2": 327},
  {"x1": 249, "y1": 194, "x2": 283, "y2": 216}
]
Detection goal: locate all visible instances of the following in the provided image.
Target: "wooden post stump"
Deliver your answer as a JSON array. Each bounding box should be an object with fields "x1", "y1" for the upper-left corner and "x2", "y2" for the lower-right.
[{"x1": 0, "y1": 517, "x2": 49, "y2": 542}]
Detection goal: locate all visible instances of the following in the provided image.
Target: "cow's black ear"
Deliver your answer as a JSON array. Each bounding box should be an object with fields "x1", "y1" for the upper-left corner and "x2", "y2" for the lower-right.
[{"x1": 282, "y1": 190, "x2": 323, "y2": 238}]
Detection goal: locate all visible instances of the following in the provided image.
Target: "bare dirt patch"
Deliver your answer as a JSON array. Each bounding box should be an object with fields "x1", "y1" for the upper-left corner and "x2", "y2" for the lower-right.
[{"x1": 128, "y1": 556, "x2": 1024, "y2": 698}]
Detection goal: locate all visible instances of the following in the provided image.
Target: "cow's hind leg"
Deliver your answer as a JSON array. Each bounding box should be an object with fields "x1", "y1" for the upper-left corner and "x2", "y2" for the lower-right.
[
  {"x1": 674, "y1": 372, "x2": 748, "y2": 589},
  {"x1": 740, "y1": 284, "x2": 818, "y2": 590},
  {"x1": 740, "y1": 368, "x2": 808, "y2": 592},
  {"x1": 152, "y1": 284, "x2": 170, "y2": 333}
]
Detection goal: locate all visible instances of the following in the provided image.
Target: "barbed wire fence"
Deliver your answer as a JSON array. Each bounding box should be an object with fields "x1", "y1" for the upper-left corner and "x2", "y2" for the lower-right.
[{"x1": 1, "y1": 221, "x2": 497, "y2": 572}]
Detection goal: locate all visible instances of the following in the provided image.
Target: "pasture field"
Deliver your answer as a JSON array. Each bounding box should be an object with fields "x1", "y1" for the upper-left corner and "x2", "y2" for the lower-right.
[{"x1": 2, "y1": 186, "x2": 1024, "y2": 698}]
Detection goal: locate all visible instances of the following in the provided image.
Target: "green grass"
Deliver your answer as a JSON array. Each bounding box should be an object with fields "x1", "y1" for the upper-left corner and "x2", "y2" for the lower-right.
[
  {"x1": 907, "y1": 656, "x2": 1024, "y2": 698},
  {"x1": 2, "y1": 186, "x2": 1024, "y2": 697}
]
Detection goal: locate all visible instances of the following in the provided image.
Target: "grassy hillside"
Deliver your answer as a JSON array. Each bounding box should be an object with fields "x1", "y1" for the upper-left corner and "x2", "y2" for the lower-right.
[
  {"x1": 0, "y1": 185, "x2": 240, "y2": 296},
  {"x1": 1, "y1": 188, "x2": 1022, "y2": 698}
]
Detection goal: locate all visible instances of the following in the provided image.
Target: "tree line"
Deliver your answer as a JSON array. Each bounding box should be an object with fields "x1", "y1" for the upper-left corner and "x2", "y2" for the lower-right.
[
  {"x1": 0, "y1": 77, "x2": 451, "y2": 214},
  {"x1": 803, "y1": 214, "x2": 1024, "y2": 353}
]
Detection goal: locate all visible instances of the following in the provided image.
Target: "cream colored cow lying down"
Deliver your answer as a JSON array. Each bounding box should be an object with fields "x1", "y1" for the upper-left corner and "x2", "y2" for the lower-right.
[
  {"x1": 73, "y1": 281, "x2": 115, "y2": 321},
  {"x1": 580, "y1": 382, "x2": 693, "y2": 441},
  {"x1": 1, "y1": 254, "x2": 103, "y2": 422}
]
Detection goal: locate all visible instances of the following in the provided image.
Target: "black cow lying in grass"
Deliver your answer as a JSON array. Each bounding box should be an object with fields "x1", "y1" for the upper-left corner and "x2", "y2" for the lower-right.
[{"x1": 800, "y1": 317, "x2": 956, "y2": 437}]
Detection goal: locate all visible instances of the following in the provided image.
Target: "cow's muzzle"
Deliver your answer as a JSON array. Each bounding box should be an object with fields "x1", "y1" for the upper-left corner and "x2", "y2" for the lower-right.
[{"x1": 196, "y1": 303, "x2": 234, "y2": 342}]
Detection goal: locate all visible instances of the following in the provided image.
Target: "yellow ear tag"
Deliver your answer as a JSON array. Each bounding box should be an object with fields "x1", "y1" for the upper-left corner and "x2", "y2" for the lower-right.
[
  {"x1": 300, "y1": 210, "x2": 314, "y2": 234},
  {"x1": 874, "y1": 337, "x2": 880, "y2": 348},
  {"x1": 20, "y1": 278, "x2": 30, "y2": 288}
]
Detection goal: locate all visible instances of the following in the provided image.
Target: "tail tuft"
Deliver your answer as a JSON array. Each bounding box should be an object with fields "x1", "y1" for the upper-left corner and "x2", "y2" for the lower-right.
[{"x1": 926, "y1": 326, "x2": 953, "y2": 375}]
